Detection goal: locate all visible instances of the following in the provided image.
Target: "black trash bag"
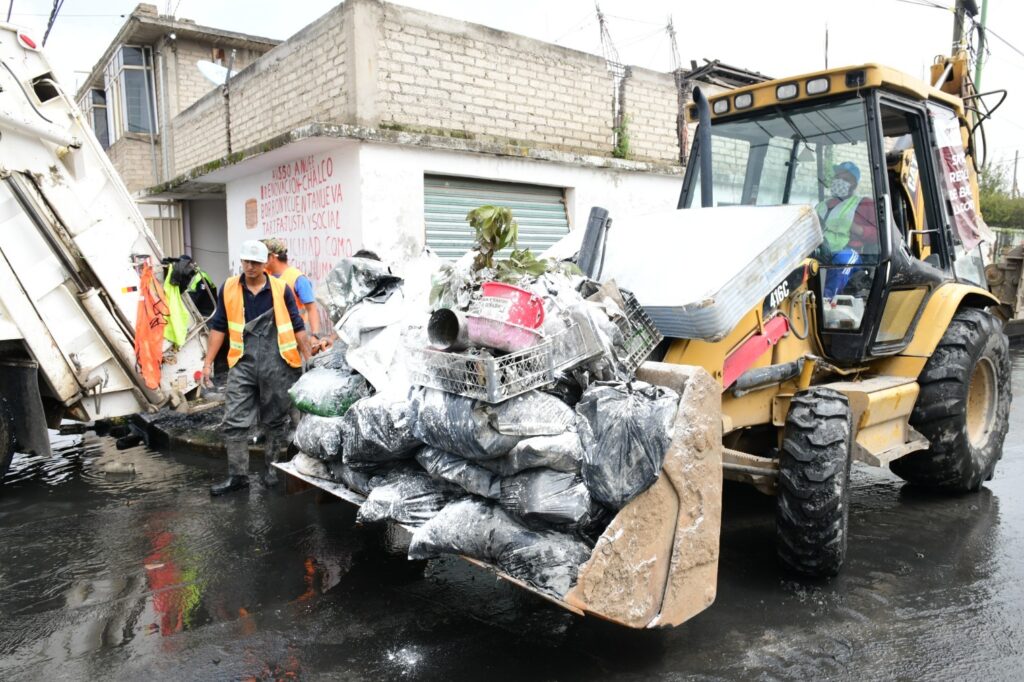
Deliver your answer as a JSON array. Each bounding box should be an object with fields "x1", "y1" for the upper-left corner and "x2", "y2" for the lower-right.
[
  {"x1": 415, "y1": 446, "x2": 501, "y2": 499},
  {"x1": 356, "y1": 470, "x2": 456, "y2": 527},
  {"x1": 408, "y1": 498, "x2": 591, "y2": 597},
  {"x1": 309, "y1": 345, "x2": 352, "y2": 371},
  {"x1": 408, "y1": 388, "x2": 518, "y2": 460},
  {"x1": 325, "y1": 461, "x2": 377, "y2": 495},
  {"x1": 499, "y1": 468, "x2": 592, "y2": 528},
  {"x1": 342, "y1": 393, "x2": 421, "y2": 466},
  {"x1": 409, "y1": 388, "x2": 574, "y2": 461},
  {"x1": 575, "y1": 380, "x2": 679, "y2": 510},
  {"x1": 481, "y1": 432, "x2": 584, "y2": 476},
  {"x1": 541, "y1": 372, "x2": 584, "y2": 407},
  {"x1": 497, "y1": 531, "x2": 592, "y2": 598},
  {"x1": 486, "y1": 391, "x2": 575, "y2": 437},
  {"x1": 289, "y1": 367, "x2": 370, "y2": 417},
  {"x1": 322, "y1": 257, "x2": 404, "y2": 322},
  {"x1": 293, "y1": 414, "x2": 345, "y2": 460}
]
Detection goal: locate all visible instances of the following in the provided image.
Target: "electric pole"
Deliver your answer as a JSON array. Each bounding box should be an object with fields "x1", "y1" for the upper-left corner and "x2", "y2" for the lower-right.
[
  {"x1": 1014, "y1": 151, "x2": 1020, "y2": 199},
  {"x1": 952, "y1": 0, "x2": 979, "y2": 54},
  {"x1": 973, "y1": 0, "x2": 989, "y2": 90}
]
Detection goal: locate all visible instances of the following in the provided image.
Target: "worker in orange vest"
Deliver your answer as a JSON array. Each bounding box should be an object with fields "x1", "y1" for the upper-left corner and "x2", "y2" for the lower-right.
[
  {"x1": 202, "y1": 240, "x2": 311, "y2": 496},
  {"x1": 261, "y1": 238, "x2": 329, "y2": 353}
]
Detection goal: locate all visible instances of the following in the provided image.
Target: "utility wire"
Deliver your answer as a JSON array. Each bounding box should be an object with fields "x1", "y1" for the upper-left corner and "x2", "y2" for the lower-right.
[{"x1": 41, "y1": 0, "x2": 64, "y2": 46}]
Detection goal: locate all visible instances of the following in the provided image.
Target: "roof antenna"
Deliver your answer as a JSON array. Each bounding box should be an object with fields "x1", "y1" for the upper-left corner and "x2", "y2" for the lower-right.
[{"x1": 825, "y1": 23, "x2": 829, "y2": 69}]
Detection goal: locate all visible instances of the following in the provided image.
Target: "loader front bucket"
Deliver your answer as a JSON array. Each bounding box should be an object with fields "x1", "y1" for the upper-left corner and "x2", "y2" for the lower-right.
[{"x1": 564, "y1": 362, "x2": 723, "y2": 628}]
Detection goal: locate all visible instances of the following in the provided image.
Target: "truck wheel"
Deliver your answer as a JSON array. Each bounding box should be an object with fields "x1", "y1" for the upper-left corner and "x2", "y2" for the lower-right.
[
  {"x1": 0, "y1": 396, "x2": 14, "y2": 482},
  {"x1": 776, "y1": 387, "x2": 852, "y2": 578},
  {"x1": 892, "y1": 308, "x2": 1010, "y2": 492}
]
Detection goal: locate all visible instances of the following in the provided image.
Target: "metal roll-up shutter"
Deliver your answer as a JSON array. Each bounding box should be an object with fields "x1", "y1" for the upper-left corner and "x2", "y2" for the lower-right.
[{"x1": 424, "y1": 175, "x2": 569, "y2": 260}]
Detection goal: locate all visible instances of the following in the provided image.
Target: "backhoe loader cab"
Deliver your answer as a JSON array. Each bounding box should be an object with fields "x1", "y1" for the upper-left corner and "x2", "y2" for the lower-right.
[{"x1": 661, "y1": 61, "x2": 1010, "y2": 577}]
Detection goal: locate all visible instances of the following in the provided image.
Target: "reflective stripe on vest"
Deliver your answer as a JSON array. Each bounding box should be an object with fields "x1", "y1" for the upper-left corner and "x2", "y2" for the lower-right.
[
  {"x1": 222, "y1": 275, "x2": 303, "y2": 368},
  {"x1": 817, "y1": 195, "x2": 862, "y2": 252},
  {"x1": 279, "y1": 266, "x2": 309, "y2": 325}
]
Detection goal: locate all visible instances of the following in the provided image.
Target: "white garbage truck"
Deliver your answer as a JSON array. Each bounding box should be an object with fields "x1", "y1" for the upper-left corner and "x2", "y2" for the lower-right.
[{"x1": 0, "y1": 25, "x2": 208, "y2": 481}]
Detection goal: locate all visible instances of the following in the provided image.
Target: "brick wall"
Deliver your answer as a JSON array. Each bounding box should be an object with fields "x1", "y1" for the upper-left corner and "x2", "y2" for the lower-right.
[
  {"x1": 165, "y1": 0, "x2": 739, "y2": 182},
  {"x1": 376, "y1": 3, "x2": 614, "y2": 155},
  {"x1": 170, "y1": 94, "x2": 228, "y2": 175},
  {"x1": 169, "y1": 5, "x2": 347, "y2": 176},
  {"x1": 622, "y1": 68, "x2": 679, "y2": 163},
  {"x1": 229, "y1": 6, "x2": 347, "y2": 151},
  {"x1": 170, "y1": 40, "x2": 267, "y2": 117},
  {"x1": 107, "y1": 134, "x2": 160, "y2": 192}
]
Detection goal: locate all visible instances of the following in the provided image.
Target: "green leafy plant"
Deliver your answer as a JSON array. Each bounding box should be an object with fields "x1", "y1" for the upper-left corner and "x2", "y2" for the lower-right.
[
  {"x1": 467, "y1": 205, "x2": 518, "y2": 270},
  {"x1": 613, "y1": 114, "x2": 631, "y2": 159}
]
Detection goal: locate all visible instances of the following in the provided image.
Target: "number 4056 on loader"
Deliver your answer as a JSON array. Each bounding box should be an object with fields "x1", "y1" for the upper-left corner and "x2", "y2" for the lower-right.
[{"x1": 588, "y1": 50, "x2": 1010, "y2": 585}]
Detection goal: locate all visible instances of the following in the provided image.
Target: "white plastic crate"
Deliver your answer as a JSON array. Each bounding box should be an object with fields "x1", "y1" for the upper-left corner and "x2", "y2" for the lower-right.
[{"x1": 406, "y1": 319, "x2": 603, "y2": 403}]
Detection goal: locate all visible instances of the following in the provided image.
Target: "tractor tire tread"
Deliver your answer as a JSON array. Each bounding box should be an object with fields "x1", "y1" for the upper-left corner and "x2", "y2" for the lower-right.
[
  {"x1": 776, "y1": 387, "x2": 852, "y2": 578},
  {"x1": 891, "y1": 308, "x2": 1011, "y2": 492}
]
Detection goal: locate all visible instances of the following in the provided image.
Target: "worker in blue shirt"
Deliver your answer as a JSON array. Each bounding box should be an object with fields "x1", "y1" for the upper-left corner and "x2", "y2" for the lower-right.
[
  {"x1": 261, "y1": 238, "x2": 328, "y2": 352},
  {"x1": 203, "y1": 240, "x2": 311, "y2": 496}
]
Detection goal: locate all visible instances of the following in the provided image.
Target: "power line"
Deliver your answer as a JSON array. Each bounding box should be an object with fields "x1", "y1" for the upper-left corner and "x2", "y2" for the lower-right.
[
  {"x1": 980, "y1": 23, "x2": 1024, "y2": 62},
  {"x1": 41, "y1": 0, "x2": 64, "y2": 46}
]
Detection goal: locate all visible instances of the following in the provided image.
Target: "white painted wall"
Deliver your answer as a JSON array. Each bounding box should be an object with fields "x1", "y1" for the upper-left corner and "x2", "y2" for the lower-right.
[
  {"x1": 225, "y1": 145, "x2": 362, "y2": 286},
  {"x1": 357, "y1": 143, "x2": 683, "y2": 264},
  {"x1": 186, "y1": 199, "x2": 230, "y2": 285},
  {"x1": 223, "y1": 138, "x2": 682, "y2": 285}
]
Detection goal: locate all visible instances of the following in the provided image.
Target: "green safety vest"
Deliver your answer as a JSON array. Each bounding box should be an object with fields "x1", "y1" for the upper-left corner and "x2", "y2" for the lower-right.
[
  {"x1": 817, "y1": 195, "x2": 861, "y2": 253},
  {"x1": 163, "y1": 269, "x2": 190, "y2": 348},
  {"x1": 187, "y1": 269, "x2": 214, "y2": 293}
]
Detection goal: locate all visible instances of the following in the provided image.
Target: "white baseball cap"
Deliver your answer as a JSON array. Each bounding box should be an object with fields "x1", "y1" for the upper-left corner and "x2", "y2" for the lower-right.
[{"x1": 239, "y1": 239, "x2": 268, "y2": 263}]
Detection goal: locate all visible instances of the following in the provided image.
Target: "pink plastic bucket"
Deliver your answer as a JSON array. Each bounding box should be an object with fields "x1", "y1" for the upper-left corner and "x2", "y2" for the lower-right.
[{"x1": 480, "y1": 281, "x2": 545, "y2": 328}]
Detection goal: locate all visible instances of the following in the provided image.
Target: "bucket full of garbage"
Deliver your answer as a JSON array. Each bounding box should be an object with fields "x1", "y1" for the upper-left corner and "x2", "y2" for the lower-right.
[{"x1": 279, "y1": 208, "x2": 723, "y2": 629}]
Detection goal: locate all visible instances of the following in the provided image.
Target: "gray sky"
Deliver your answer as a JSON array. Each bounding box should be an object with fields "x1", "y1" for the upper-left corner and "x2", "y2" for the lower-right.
[{"x1": 10, "y1": 0, "x2": 1024, "y2": 182}]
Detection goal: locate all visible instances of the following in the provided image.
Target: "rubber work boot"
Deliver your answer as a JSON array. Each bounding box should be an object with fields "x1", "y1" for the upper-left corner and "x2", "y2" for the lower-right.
[
  {"x1": 262, "y1": 433, "x2": 287, "y2": 487},
  {"x1": 210, "y1": 475, "x2": 249, "y2": 496},
  {"x1": 211, "y1": 439, "x2": 251, "y2": 496}
]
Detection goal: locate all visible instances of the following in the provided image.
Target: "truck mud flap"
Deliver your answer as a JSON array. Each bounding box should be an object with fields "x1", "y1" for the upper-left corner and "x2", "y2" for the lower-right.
[{"x1": 0, "y1": 359, "x2": 52, "y2": 458}]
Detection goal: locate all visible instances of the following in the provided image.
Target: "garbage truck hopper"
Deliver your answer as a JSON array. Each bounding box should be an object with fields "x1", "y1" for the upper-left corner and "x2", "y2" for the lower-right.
[{"x1": 0, "y1": 24, "x2": 208, "y2": 480}]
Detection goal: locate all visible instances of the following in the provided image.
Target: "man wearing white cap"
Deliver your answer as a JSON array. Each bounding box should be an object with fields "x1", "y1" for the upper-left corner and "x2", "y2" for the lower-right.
[{"x1": 202, "y1": 240, "x2": 310, "y2": 495}]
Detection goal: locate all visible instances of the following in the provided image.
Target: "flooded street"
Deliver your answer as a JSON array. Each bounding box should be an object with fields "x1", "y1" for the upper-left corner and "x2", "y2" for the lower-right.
[{"x1": 2, "y1": 354, "x2": 1024, "y2": 681}]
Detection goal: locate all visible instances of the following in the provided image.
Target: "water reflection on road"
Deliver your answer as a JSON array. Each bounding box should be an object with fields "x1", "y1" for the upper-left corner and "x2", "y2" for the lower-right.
[{"x1": 2, "y1": 349, "x2": 1024, "y2": 679}]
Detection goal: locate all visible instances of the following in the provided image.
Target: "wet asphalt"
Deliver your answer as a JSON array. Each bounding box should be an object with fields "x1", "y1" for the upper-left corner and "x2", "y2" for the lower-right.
[{"x1": 2, "y1": 354, "x2": 1024, "y2": 681}]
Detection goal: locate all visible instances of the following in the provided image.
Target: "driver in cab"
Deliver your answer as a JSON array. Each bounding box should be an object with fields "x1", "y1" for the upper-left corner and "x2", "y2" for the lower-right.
[{"x1": 815, "y1": 161, "x2": 878, "y2": 297}]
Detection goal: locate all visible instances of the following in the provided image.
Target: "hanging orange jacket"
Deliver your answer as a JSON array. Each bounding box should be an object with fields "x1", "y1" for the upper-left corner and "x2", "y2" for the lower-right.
[{"x1": 134, "y1": 262, "x2": 169, "y2": 390}]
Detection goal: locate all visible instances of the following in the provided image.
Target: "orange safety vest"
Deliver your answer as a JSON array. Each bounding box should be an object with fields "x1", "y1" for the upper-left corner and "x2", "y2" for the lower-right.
[
  {"x1": 279, "y1": 265, "x2": 310, "y2": 327},
  {"x1": 223, "y1": 275, "x2": 302, "y2": 368}
]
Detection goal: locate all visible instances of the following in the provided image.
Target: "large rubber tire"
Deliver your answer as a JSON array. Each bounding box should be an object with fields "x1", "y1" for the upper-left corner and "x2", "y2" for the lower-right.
[
  {"x1": 891, "y1": 308, "x2": 1011, "y2": 492},
  {"x1": 0, "y1": 396, "x2": 14, "y2": 483},
  {"x1": 776, "y1": 387, "x2": 852, "y2": 578}
]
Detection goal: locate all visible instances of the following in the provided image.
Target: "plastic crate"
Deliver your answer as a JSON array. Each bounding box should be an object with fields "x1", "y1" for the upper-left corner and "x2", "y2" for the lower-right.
[
  {"x1": 406, "y1": 320, "x2": 602, "y2": 403},
  {"x1": 613, "y1": 291, "x2": 663, "y2": 373}
]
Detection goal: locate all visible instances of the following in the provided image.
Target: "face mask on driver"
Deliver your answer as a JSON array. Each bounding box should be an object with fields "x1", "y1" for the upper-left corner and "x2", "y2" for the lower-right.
[{"x1": 831, "y1": 178, "x2": 853, "y2": 199}]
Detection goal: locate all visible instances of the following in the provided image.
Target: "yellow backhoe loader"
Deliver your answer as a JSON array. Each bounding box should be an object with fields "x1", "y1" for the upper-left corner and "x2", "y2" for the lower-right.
[{"x1": 559, "y1": 50, "x2": 1011, "y2": 626}]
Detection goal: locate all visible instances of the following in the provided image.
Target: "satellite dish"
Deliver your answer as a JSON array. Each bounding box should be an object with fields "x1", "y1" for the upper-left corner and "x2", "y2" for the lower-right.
[{"x1": 197, "y1": 60, "x2": 237, "y2": 85}]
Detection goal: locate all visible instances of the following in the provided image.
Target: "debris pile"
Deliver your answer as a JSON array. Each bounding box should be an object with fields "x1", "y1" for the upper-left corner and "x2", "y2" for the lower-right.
[{"x1": 288, "y1": 246, "x2": 675, "y2": 598}]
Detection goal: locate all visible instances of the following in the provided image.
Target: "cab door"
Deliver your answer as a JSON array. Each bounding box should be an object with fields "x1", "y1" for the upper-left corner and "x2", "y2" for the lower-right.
[{"x1": 867, "y1": 98, "x2": 956, "y2": 355}]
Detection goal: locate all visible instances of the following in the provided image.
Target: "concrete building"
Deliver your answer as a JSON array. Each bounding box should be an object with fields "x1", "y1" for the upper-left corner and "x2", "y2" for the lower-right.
[
  {"x1": 79, "y1": 1, "x2": 763, "y2": 287},
  {"x1": 75, "y1": 3, "x2": 278, "y2": 283}
]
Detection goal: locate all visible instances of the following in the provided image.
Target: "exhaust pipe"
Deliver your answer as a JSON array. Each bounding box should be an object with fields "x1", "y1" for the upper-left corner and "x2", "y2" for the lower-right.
[
  {"x1": 577, "y1": 206, "x2": 611, "y2": 279},
  {"x1": 684, "y1": 86, "x2": 715, "y2": 209}
]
